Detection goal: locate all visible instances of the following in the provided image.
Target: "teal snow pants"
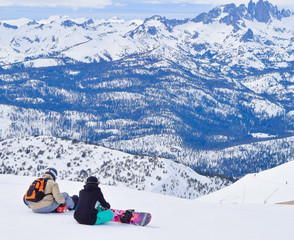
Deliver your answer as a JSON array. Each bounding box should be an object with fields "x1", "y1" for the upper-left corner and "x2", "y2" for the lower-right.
[{"x1": 94, "y1": 205, "x2": 113, "y2": 225}]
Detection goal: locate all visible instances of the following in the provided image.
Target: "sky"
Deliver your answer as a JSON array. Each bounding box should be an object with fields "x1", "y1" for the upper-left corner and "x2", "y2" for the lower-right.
[{"x1": 0, "y1": 0, "x2": 293, "y2": 20}]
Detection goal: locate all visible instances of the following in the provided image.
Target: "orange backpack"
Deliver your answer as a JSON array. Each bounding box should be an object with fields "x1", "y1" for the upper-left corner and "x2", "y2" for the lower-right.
[{"x1": 24, "y1": 178, "x2": 50, "y2": 202}]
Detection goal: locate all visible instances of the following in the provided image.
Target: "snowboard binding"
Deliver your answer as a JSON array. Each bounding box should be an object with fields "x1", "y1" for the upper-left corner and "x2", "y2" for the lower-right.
[
  {"x1": 119, "y1": 209, "x2": 134, "y2": 223},
  {"x1": 111, "y1": 209, "x2": 151, "y2": 226}
]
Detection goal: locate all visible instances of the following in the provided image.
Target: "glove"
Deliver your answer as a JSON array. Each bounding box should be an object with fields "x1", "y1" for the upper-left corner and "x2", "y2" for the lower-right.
[
  {"x1": 104, "y1": 202, "x2": 111, "y2": 209},
  {"x1": 101, "y1": 202, "x2": 110, "y2": 210},
  {"x1": 56, "y1": 204, "x2": 68, "y2": 213}
]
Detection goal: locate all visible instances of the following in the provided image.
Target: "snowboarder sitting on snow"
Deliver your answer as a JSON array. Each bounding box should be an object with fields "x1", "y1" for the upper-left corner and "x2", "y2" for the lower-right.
[
  {"x1": 74, "y1": 176, "x2": 114, "y2": 225},
  {"x1": 25, "y1": 167, "x2": 79, "y2": 213}
]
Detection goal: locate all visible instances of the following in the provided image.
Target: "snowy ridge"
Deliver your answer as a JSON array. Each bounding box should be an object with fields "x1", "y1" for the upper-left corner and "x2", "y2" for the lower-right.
[
  {"x1": 199, "y1": 159, "x2": 294, "y2": 204},
  {"x1": 0, "y1": 135, "x2": 231, "y2": 199}
]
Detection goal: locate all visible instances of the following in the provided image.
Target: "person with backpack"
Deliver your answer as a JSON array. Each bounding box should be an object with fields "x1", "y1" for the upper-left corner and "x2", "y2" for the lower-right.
[
  {"x1": 25, "y1": 167, "x2": 78, "y2": 213},
  {"x1": 74, "y1": 176, "x2": 114, "y2": 225}
]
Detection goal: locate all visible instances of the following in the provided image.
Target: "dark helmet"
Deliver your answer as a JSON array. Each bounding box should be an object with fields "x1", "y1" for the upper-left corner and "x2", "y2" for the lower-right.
[
  {"x1": 86, "y1": 176, "x2": 99, "y2": 184},
  {"x1": 45, "y1": 167, "x2": 58, "y2": 181}
]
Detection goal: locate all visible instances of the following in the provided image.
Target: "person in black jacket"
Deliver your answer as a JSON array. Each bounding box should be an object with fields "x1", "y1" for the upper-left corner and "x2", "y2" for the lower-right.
[{"x1": 74, "y1": 176, "x2": 113, "y2": 225}]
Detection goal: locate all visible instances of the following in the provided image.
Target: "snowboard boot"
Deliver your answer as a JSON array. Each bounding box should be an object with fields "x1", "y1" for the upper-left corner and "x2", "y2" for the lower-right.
[
  {"x1": 69, "y1": 195, "x2": 79, "y2": 210},
  {"x1": 119, "y1": 209, "x2": 134, "y2": 223},
  {"x1": 55, "y1": 204, "x2": 68, "y2": 213}
]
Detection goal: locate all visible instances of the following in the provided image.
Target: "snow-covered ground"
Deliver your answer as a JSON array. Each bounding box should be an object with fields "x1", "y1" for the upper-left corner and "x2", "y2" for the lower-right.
[
  {"x1": 2, "y1": 160, "x2": 294, "y2": 240},
  {"x1": 199, "y1": 160, "x2": 294, "y2": 204}
]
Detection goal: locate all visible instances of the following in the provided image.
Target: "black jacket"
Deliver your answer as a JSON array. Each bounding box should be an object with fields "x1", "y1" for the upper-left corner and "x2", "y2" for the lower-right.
[{"x1": 74, "y1": 183, "x2": 111, "y2": 225}]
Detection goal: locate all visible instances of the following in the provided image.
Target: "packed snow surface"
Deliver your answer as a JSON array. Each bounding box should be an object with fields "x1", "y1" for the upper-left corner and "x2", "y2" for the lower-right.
[
  {"x1": 2, "y1": 160, "x2": 294, "y2": 240},
  {"x1": 199, "y1": 160, "x2": 294, "y2": 204}
]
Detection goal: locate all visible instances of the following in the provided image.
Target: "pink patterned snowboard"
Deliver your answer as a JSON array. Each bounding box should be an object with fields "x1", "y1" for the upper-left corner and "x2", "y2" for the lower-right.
[{"x1": 111, "y1": 209, "x2": 151, "y2": 226}]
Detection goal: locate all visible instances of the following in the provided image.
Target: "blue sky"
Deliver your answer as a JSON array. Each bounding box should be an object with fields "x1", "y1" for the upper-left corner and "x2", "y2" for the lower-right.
[
  {"x1": 0, "y1": 3, "x2": 214, "y2": 20},
  {"x1": 0, "y1": 0, "x2": 293, "y2": 20}
]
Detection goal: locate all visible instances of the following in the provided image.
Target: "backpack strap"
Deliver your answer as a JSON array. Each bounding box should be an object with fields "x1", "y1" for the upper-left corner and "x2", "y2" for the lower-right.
[{"x1": 42, "y1": 178, "x2": 53, "y2": 196}]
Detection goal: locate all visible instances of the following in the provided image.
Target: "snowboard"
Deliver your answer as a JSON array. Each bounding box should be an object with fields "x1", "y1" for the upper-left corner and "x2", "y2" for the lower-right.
[
  {"x1": 276, "y1": 200, "x2": 294, "y2": 205},
  {"x1": 111, "y1": 209, "x2": 151, "y2": 226}
]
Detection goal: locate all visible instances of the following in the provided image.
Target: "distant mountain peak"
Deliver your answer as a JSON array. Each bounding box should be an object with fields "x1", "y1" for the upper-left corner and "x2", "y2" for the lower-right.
[
  {"x1": 193, "y1": 0, "x2": 292, "y2": 26},
  {"x1": 248, "y1": 0, "x2": 292, "y2": 22}
]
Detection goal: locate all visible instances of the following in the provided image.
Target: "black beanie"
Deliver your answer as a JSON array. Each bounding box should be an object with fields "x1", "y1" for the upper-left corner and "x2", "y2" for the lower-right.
[
  {"x1": 45, "y1": 167, "x2": 58, "y2": 181},
  {"x1": 86, "y1": 176, "x2": 98, "y2": 184}
]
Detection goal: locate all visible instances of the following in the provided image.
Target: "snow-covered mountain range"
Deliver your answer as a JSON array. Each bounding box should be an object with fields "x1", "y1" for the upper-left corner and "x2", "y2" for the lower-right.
[
  {"x1": 0, "y1": 0, "x2": 293, "y2": 71},
  {"x1": 0, "y1": 0, "x2": 294, "y2": 177},
  {"x1": 0, "y1": 135, "x2": 231, "y2": 199}
]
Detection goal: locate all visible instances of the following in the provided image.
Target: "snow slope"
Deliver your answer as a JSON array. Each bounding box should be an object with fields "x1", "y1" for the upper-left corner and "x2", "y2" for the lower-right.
[
  {"x1": 2, "y1": 160, "x2": 294, "y2": 240},
  {"x1": 199, "y1": 160, "x2": 294, "y2": 204}
]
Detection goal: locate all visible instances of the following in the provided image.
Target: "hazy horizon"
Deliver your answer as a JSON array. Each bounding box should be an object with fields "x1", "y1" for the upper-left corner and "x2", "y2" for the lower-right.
[{"x1": 0, "y1": 0, "x2": 293, "y2": 21}]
